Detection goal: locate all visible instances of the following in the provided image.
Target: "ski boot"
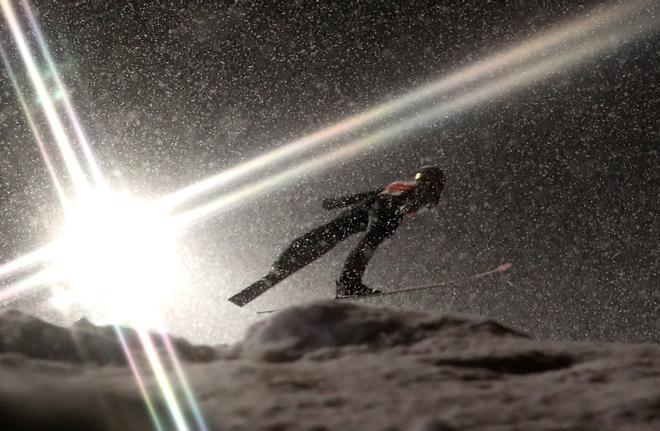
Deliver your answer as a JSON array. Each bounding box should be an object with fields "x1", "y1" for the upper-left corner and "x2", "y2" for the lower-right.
[{"x1": 335, "y1": 279, "x2": 382, "y2": 298}]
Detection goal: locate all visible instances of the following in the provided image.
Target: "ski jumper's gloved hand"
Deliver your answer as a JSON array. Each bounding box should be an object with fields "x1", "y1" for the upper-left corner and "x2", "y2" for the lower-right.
[{"x1": 322, "y1": 189, "x2": 383, "y2": 210}]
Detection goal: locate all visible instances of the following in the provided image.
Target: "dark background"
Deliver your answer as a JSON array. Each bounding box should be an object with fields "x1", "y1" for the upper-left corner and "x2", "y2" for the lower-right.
[{"x1": 0, "y1": 0, "x2": 658, "y2": 342}]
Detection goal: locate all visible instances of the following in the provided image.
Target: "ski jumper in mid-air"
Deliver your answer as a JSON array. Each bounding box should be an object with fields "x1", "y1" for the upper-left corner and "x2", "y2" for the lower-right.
[{"x1": 228, "y1": 165, "x2": 446, "y2": 306}]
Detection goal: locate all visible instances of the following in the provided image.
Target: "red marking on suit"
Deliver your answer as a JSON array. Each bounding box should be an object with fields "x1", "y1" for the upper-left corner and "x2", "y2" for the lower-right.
[
  {"x1": 382, "y1": 181, "x2": 418, "y2": 216},
  {"x1": 382, "y1": 181, "x2": 417, "y2": 195}
]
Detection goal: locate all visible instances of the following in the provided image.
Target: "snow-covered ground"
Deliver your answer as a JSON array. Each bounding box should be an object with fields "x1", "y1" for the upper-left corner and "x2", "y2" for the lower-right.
[{"x1": 1, "y1": 301, "x2": 659, "y2": 430}]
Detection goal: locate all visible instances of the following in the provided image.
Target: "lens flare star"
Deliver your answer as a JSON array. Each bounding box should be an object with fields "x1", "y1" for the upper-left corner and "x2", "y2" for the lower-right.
[
  {"x1": 0, "y1": 2, "x2": 208, "y2": 430},
  {"x1": 49, "y1": 190, "x2": 182, "y2": 325},
  {"x1": 0, "y1": 1, "x2": 659, "y2": 429}
]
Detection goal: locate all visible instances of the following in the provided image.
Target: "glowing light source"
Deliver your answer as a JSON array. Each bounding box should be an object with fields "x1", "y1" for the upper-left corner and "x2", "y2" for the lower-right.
[
  {"x1": 1, "y1": 0, "x2": 658, "y2": 299},
  {"x1": 0, "y1": 3, "x2": 208, "y2": 430},
  {"x1": 49, "y1": 190, "x2": 182, "y2": 325},
  {"x1": 0, "y1": 1, "x2": 655, "y2": 429}
]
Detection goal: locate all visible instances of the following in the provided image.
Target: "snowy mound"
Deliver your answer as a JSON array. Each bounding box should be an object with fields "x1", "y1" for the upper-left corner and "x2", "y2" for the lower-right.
[
  {"x1": 237, "y1": 301, "x2": 527, "y2": 361},
  {"x1": 1, "y1": 302, "x2": 660, "y2": 430},
  {"x1": 0, "y1": 310, "x2": 216, "y2": 365}
]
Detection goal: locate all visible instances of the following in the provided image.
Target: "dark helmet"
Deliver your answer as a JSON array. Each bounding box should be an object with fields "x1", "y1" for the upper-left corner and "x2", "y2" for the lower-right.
[
  {"x1": 414, "y1": 165, "x2": 445, "y2": 207},
  {"x1": 415, "y1": 165, "x2": 445, "y2": 190}
]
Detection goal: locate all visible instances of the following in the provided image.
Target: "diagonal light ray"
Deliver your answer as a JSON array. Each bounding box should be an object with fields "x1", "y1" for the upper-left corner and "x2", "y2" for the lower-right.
[
  {"x1": 158, "y1": 328, "x2": 209, "y2": 431},
  {"x1": 0, "y1": 2, "x2": 655, "y2": 427},
  {"x1": 157, "y1": 0, "x2": 656, "y2": 213},
  {"x1": 0, "y1": 265, "x2": 55, "y2": 304},
  {"x1": 19, "y1": 0, "x2": 104, "y2": 185},
  {"x1": 173, "y1": 8, "x2": 660, "y2": 228},
  {"x1": 136, "y1": 328, "x2": 192, "y2": 431},
  {"x1": 1, "y1": 4, "x2": 207, "y2": 430},
  {"x1": 115, "y1": 327, "x2": 167, "y2": 431},
  {"x1": 0, "y1": 42, "x2": 68, "y2": 206},
  {"x1": 0, "y1": 244, "x2": 55, "y2": 284},
  {"x1": 0, "y1": 0, "x2": 89, "y2": 193},
  {"x1": 1, "y1": 0, "x2": 658, "y2": 293}
]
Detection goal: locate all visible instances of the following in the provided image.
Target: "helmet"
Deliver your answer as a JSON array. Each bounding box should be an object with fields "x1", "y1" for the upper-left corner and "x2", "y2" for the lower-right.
[
  {"x1": 414, "y1": 165, "x2": 445, "y2": 207},
  {"x1": 415, "y1": 165, "x2": 445, "y2": 190}
]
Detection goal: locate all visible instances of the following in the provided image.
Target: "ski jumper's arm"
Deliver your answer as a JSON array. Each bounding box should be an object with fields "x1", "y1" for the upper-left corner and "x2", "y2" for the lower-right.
[{"x1": 322, "y1": 189, "x2": 383, "y2": 210}]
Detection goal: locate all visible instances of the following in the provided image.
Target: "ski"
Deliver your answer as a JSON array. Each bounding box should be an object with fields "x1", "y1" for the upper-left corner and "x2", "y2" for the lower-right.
[
  {"x1": 341, "y1": 262, "x2": 512, "y2": 298},
  {"x1": 256, "y1": 263, "x2": 512, "y2": 315},
  {"x1": 228, "y1": 277, "x2": 275, "y2": 307}
]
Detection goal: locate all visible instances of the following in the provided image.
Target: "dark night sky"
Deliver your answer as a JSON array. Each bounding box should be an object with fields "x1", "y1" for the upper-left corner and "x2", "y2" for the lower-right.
[{"x1": 0, "y1": 0, "x2": 658, "y2": 342}]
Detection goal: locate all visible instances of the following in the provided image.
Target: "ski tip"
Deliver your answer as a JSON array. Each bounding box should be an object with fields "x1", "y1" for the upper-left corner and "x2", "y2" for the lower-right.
[
  {"x1": 227, "y1": 294, "x2": 248, "y2": 307},
  {"x1": 496, "y1": 262, "x2": 512, "y2": 273}
]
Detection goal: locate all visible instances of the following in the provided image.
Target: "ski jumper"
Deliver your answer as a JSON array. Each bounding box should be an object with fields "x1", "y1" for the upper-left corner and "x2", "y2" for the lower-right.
[
  {"x1": 270, "y1": 181, "x2": 420, "y2": 288},
  {"x1": 227, "y1": 165, "x2": 445, "y2": 306}
]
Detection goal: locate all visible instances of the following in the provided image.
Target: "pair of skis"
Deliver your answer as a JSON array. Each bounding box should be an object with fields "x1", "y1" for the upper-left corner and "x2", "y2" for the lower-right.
[{"x1": 245, "y1": 262, "x2": 512, "y2": 315}]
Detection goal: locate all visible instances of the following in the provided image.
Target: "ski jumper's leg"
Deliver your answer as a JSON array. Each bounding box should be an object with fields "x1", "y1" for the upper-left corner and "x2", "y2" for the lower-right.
[
  {"x1": 270, "y1": 207, "x2": 369, "y2": 279},
  {"x1": 228, "y1": 207, "x2": 369, "y2": 307},
  {"x1": 338, "y1": 215, "x2": 401, "y2": 287}
]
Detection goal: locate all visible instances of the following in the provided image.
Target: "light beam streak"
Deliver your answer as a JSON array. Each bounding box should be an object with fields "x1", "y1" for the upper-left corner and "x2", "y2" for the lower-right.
[
  {"x1": 0, "y1": 244, "x2": 55, "y2": 283},
  {"x1": 0, "y1": 266, "x2": 54, "y2": 303},
  {"x1": 158, "y1": 329, "x2": 209, "y2": 431},
  {"x1": 0, "y1": 43, "x2": 68, "y2": 206},
  {"x1": 136, "y1": 329, "x2": 192, "y2": 431},
  {"x1": 1, "y1": 0, "x2": 657, "y2": 291},
  {"x1": 1, "y1": 0, "x2": 89, "y2": 192},
  {"x1": 1, "y1": 4, "x2": 208, "y2": 430},
  {"x1": 157, "y1": 0, "x2": 657, "y2": 213},
  {"x1": 20, "y1": 0, "x2": 104, "y2": 185},
  {"x1": 173, "y1": 6, "x2": 660, "y2": 228},
  {"x1": 0, "y1": 2, "x2": 653, "y2": 427},
  {"x1": 115, "y1": 327, "x2": 166, "y2": 431}
]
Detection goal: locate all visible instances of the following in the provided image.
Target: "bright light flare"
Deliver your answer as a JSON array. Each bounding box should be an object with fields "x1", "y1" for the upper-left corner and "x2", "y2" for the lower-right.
[
  {"x1": 49, "y1": 191, "x2": 182, "y2": 326},
  {"x1": 0, "y1": 4, "x2": 208, "y2": 429}
]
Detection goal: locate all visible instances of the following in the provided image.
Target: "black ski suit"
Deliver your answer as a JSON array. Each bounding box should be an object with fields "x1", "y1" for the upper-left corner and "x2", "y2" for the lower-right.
[
  {"x1": 270, "y1": 181, "x2": 433, "y2": 287},
  {"x1": 228, "y1": 167, "x2": 445, "y2": 306}
]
